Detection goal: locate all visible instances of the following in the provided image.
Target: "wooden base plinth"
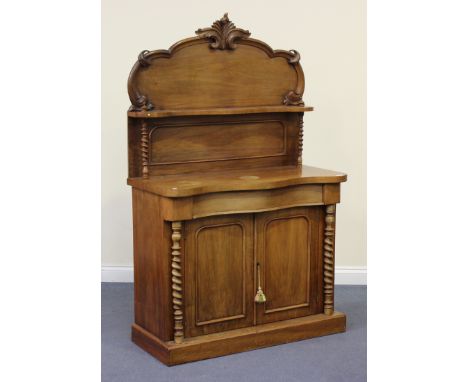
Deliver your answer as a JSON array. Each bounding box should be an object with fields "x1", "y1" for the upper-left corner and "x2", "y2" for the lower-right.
[{"x1": 132, "y1": 312, "x2": 346, "y2": 366}]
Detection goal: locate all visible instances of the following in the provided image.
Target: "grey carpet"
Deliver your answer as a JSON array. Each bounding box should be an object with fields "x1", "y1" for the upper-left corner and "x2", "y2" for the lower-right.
[{"x1": 102, "y1": 283, "x2": 366, "y2": 382}]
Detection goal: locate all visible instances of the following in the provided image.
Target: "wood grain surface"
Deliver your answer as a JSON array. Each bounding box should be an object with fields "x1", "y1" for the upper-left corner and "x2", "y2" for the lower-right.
[
  {"x1": 128, "y1": 165, "x2": 347, "y2": 197},
  {"x1": 184, "y1": 215, "x2": 254, "y2": 337},
  {"x1": 127, "y1": 13, "x2": 347, "y2": 365}
]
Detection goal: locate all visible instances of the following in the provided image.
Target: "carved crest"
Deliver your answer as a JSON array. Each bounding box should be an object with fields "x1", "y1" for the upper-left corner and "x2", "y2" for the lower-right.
[{"x1": 195, "y1": 13, "x2": 251, "y2": 50}]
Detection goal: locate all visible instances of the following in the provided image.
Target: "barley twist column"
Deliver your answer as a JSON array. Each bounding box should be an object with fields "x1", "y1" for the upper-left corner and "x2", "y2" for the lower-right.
[
  {"x1": 298, "y1": 112, "x2": 304, "y2": 165},
  {"x1": 140, "y1": 120, "x2": 149, "y2": 179},
  {"x1": 323, "y1": 205, "x2": 336, "y2": 315},
  {"x1": 171, "y1": 221, "x2": 184, "y2": 343}
]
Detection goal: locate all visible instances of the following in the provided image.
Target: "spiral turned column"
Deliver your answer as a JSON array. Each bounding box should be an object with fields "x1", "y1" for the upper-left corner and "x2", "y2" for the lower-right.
[
  {"x1": 323, "y1": 205, "x2": 336, "y2": 315},
  {"x1": 171, "y1": 221, "x2": 184, "y2": 343},
  {"x1": 140, "y1": 120, "x2": 149, "y2": 179},
  {"x1": 298, "y1": 112, "x2": 304, "y2": 165}
]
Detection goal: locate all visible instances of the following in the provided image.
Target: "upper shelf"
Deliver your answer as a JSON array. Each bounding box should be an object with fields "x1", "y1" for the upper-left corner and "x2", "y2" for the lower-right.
[{"x1": 128, "y1": 105, "x2": 314, "y2": 118}]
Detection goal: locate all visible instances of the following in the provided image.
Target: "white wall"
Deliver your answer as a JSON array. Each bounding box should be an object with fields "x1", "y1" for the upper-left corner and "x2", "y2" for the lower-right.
[{"x1": 102, "y1": 0, "x2": 366, "y2": 269}]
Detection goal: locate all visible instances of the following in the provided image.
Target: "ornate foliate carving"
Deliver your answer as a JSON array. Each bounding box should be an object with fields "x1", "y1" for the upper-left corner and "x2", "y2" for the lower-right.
[
  {"x1": 195, "y1": 13, "x2": 251, "y2": 50},
  {"x1": 283, "y1": 90, "x2": 305, "y2": 106}
]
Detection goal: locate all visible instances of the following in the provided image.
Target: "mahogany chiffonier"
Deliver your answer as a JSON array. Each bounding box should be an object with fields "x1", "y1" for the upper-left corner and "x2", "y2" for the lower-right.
[{"x1": 126, "y1": 14, "x2": 347, "y2": 365}]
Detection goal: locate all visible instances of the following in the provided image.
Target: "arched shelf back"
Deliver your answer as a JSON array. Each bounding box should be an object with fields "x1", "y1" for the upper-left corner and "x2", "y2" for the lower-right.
[{"x1": 127, "y1": 13, "x2": 309, "y2": 114}]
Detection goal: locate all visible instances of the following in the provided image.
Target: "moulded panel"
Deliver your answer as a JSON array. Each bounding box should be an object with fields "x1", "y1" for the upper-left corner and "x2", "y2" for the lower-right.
[
  {"x1": 195, "y1": 223, "x2": 246, "y2": 324},
  {"x1": 255, "y1": 207, "x2": 322, "y2": 324},
  {"x1": 150, "y1": 120, "x2": 285, "y2": 165},
  {"x1": 263, "y1": 215, "x2": 310, "y2": 312},
  {"x1": 185, "y1": 214, "x2": 254, "y2": 337}
]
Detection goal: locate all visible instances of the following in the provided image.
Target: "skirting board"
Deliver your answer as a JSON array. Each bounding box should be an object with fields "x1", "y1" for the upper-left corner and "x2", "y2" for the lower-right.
[{"x1": 101, "y1": 266, "x2": 367, "y2": 285}]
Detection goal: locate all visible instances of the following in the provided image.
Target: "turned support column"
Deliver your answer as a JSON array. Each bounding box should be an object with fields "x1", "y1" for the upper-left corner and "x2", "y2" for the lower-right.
[
  {"x1": 171, "y1": 221, "x2": 184, "y2": 343},
  {"x1": 298, "y1": 112, "x2": 304, "y2": 165},
  {"x1": 140, "y1": 120, "x2": 149, "y2": 179},
  {"x1": 323, "y1": 204, "x2": 336, "y2": 315}
]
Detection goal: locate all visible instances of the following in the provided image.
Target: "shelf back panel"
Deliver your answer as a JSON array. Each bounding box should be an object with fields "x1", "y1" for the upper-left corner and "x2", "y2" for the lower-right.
[{"x1": 128, "y1": 113, "x2": 300, "y2": 177}]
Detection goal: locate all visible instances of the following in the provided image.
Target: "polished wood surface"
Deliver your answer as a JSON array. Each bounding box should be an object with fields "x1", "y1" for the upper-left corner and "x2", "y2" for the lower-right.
[
  {"x1": 151, "y1": 119, "x2": 286, "y2": 164},
  {"x1": 132, "y1": 189, "x2": 172, "y2": 341},
  {"x1": 185, "y1": 215, "x2": 254, "y2": 337},
  {"x1": 130, "y1": 43, "x2": 299, "y2": 110},
  {"x1": 191, "y1": 184, "x2": 324, "y2": 219},
  {"x1": 127, "y1": 14, "x2": 305, "y2": 112},
  {"x1": 127, "y1": 13, "x2": 347, "y2": 365},
  {"x1": 171, "y1": 222, "x2": 184, "y2": 343},
  {"x1": 255, "y1": 207, "x2": 323, "y2": 324},
  {"x1": 128, "y1": 105, "x2": 313, "y2": 118},
  {"x1": 128, "y1": 165, "x2": 346, "y2": 197},
  {"x1": 323, "y1": 205, "x2": 337, "y2": 315},
  {"x1": 128, "y1": 113, "x2": 302, "y2": 177},
  {"x1": 156, "y1": 183, "x2": 339, "y2": 222}
]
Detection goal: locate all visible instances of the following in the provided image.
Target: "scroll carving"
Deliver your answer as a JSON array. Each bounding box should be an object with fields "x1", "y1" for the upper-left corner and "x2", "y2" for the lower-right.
[
  {"x1": 140, "y1": 121, "x2": 149, "y2": 179},
  {"x1": 323, "y1": 205, "x2": 336, "y2": 315},
  {"x1": 128, "y1": 94, "x2": 154, "y2": 112},
  {"x1": 283, "y1": 90, "x2": 304, "y2": 106},
  {"x1": 195, "y1": 13, "x2": 251, "y2": 50},
  {"x1": 171, "y1": 222, "x2": 184, "y2": 343},
  {"x1": 128, "y1": 51, "x2": 154, "y2": 111},
  {"x1": 138, "y1": 50, "x2": 152, "y2": 67},
  {"x1": 298, "y1": 113, "x2": 304, "y2": 165},
  {"x1": 288, "y1": 50, "x2": 301, "y2": 64}
]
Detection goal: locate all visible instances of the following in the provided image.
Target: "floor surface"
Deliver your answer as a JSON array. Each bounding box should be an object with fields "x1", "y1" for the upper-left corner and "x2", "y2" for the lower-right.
[{"x1": 102, "y1": 283, "x2": 366, "y2": 382}]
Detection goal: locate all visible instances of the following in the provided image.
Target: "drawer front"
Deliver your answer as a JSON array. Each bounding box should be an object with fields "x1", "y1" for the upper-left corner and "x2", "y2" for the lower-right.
[
  {"x1": 159, "y1": 184, "x2": 340, "y2": 222},
  {"x1": 192, "y1": 184, "x2": 323, "y2": 219},
  {"x1": 184, "y1": 214, "x2": 255, "y2": 337}
]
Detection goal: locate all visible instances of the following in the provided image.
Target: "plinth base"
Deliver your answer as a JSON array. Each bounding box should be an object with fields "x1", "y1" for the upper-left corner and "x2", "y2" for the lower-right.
[{"x1": 132, "y1": 311, "x2": 346, "y2": 366}]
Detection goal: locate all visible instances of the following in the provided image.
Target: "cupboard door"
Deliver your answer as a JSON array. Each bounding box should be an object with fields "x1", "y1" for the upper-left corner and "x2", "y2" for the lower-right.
[
  {"x1": 184, "y1": 214, "x2": 254, "y2": 337},
  {"x1": 255, "y1": 207, "x2": 323, "y2": 325}
]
